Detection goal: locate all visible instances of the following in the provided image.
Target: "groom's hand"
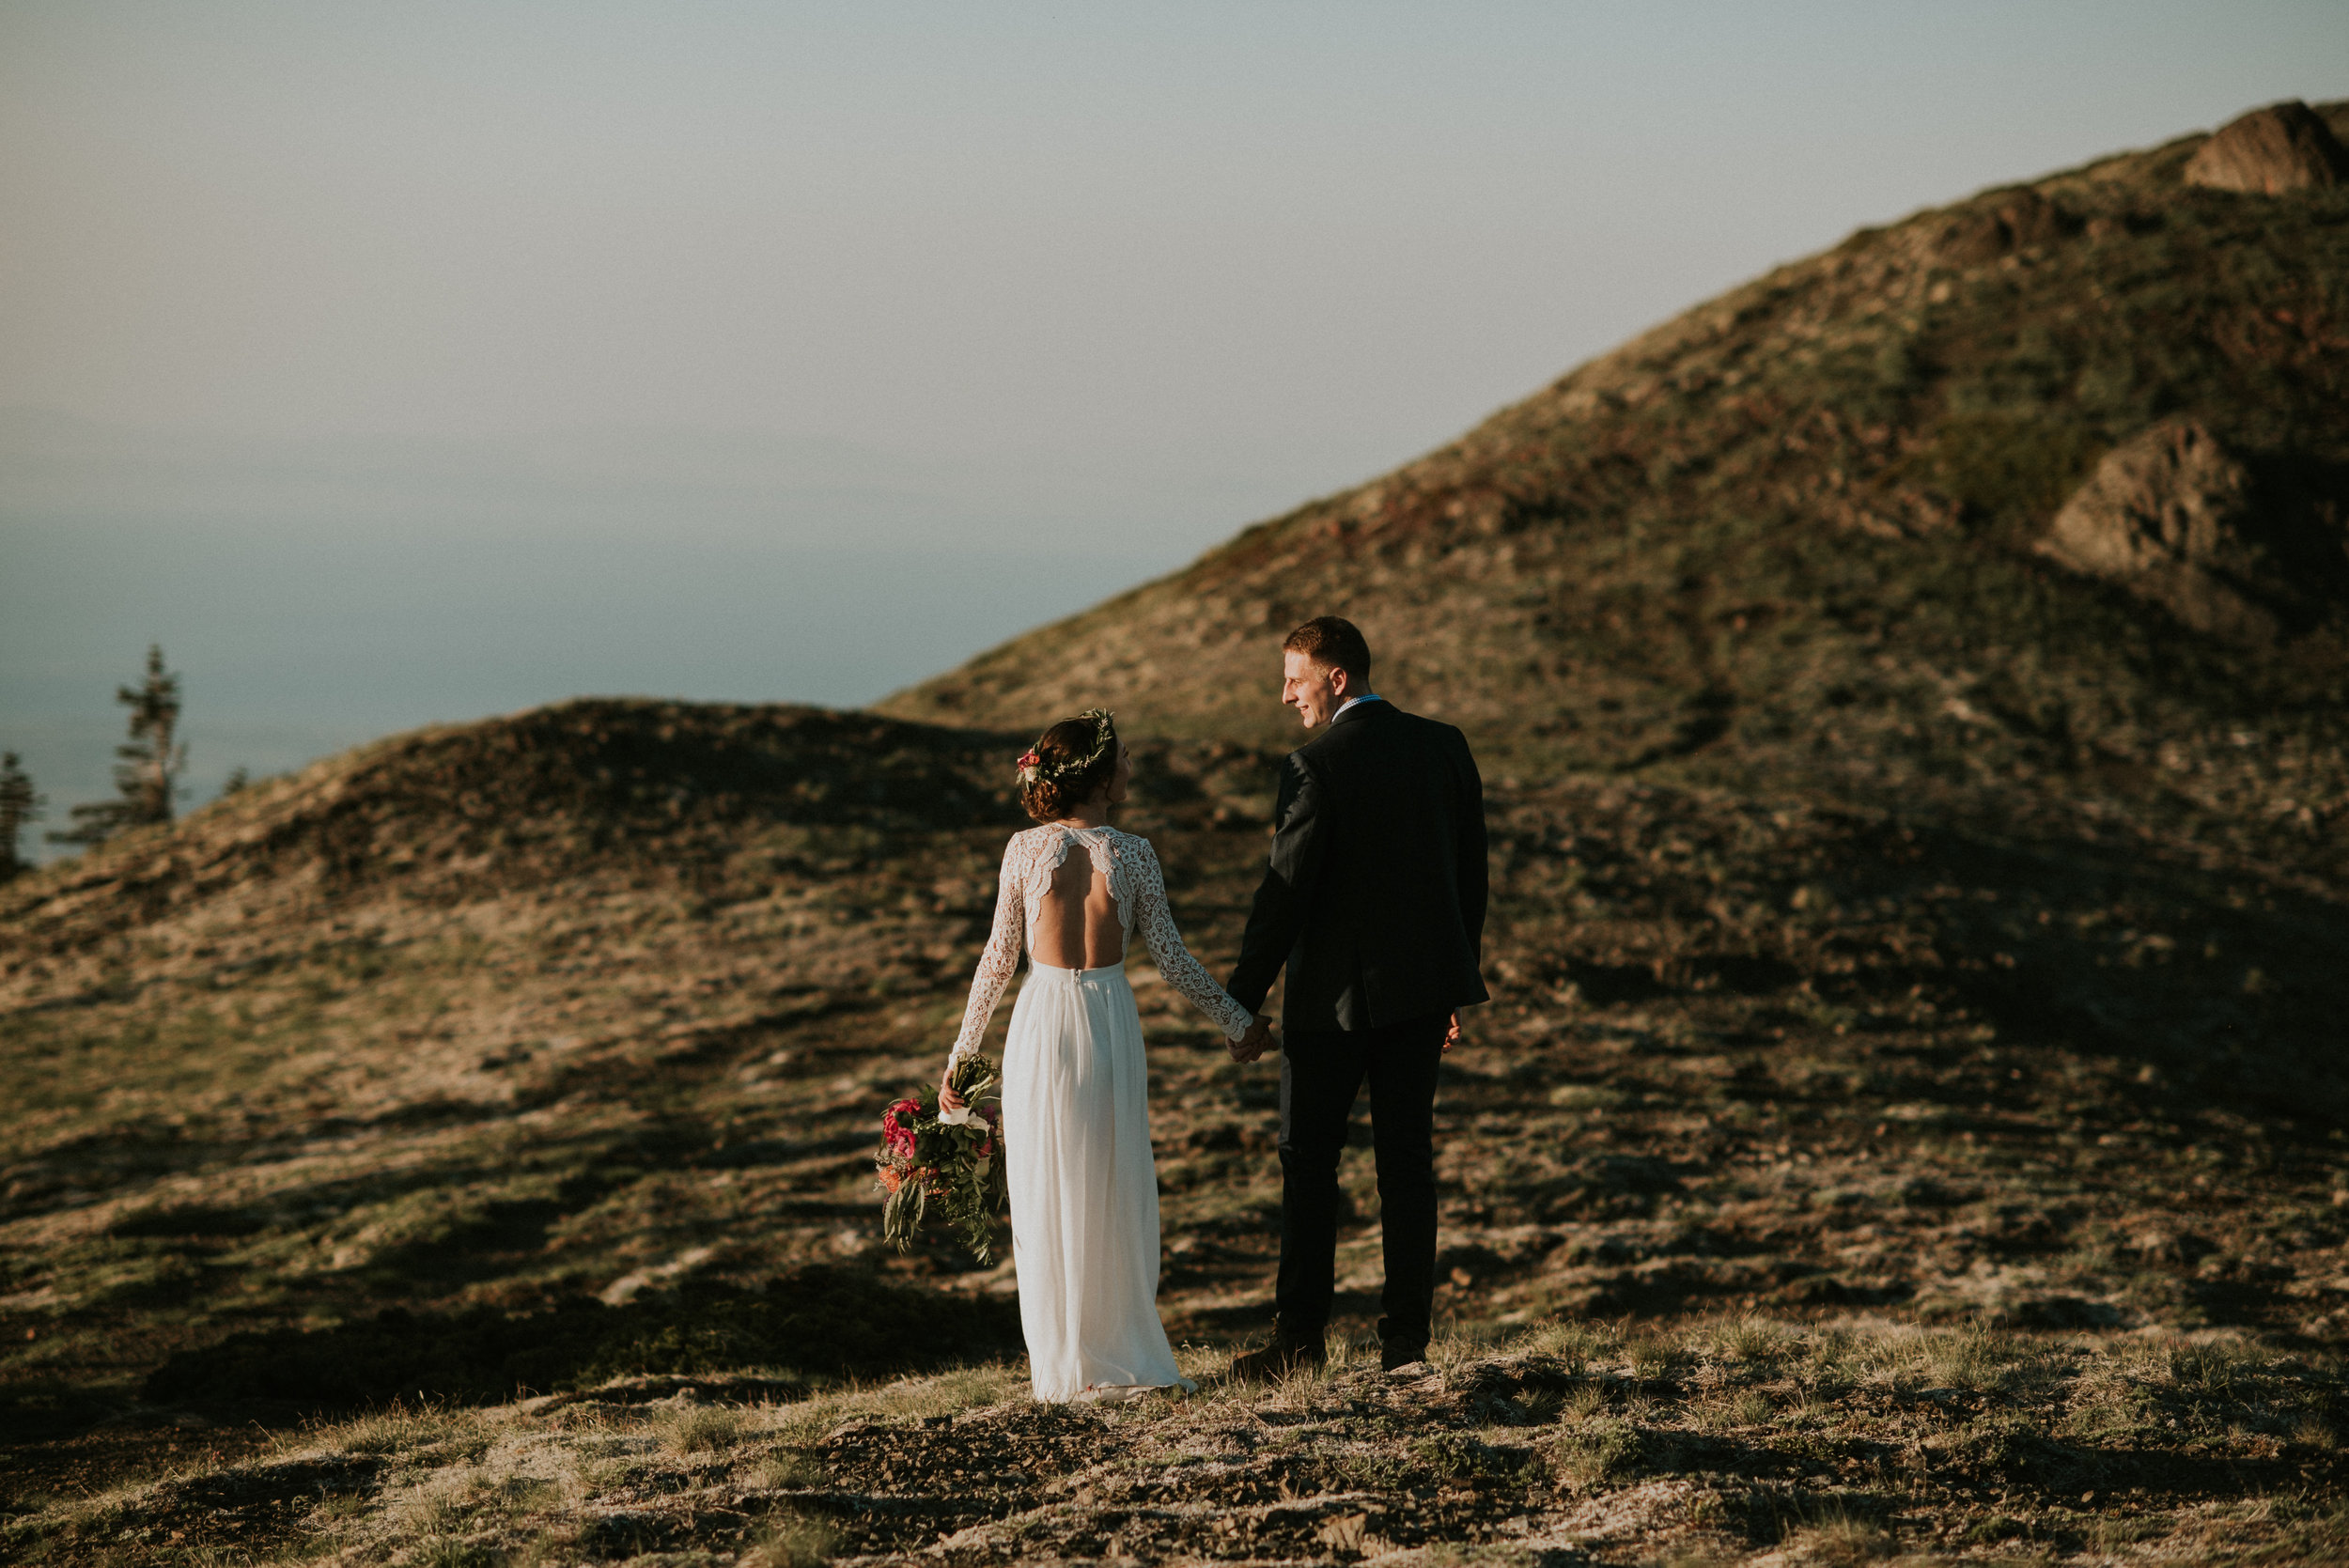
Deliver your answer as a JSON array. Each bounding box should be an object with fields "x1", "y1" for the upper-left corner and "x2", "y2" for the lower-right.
[
  {"x1": 1232, "y1": 1016, "x2": 1274, "y2": 1063},
  {"x1": 1442, "y1": 1011, "x2": 1461, "y2": 1052}
]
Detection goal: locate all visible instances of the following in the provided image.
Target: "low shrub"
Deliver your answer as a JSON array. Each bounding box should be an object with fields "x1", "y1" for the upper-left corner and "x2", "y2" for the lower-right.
[
  {"x1": 662, "y1": 1404, "x2": 747, "y2": 1455},
  {"x1": 1551, "y1": 1417, "x2": 1645, "y2": 1485},
  {"x1": 744, "y1": 1510, "x2": 838, "y2": 1568}
]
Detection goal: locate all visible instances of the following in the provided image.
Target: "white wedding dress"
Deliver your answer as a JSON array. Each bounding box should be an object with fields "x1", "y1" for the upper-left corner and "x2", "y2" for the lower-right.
[{"x1": 949, "y1": 823, "x2": 1253, "y2": 1402}]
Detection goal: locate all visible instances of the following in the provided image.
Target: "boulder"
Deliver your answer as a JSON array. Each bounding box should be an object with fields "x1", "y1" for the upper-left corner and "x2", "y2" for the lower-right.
[
  {"x1": 2043, "y1": 422, "x2": 2248, "y2": 576},
  {"x1": 2183, "y1": 101, "x2": 2348, "y2": 194},
  {"x1": 2038, "y1": 422, "x2": 2276, "y2": 639}
]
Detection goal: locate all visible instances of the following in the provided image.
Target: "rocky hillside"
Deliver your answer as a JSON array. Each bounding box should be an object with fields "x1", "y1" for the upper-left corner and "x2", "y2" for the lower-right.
[
  {"x1": 6, "y1": 102, "x2": 2349, "y2": 1563},
  {"x1": 883, "y1": 101, "x2": 2349, "y2": 877}
]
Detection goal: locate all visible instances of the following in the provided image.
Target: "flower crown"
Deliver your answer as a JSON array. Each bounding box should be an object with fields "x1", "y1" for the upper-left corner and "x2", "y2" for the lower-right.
[{"x1": 1017, "y1": 708, "x2": 1115, "y2": 785}]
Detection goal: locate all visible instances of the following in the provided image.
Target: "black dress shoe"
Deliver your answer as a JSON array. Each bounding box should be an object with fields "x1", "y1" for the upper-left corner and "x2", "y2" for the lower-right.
[
  {"x1": 1230, "y1": 1332, "x2": 1327, "y2": 1382},
  {"x1": 1379, "y1": 1337, "x2": 1430, "y2": 1372}
]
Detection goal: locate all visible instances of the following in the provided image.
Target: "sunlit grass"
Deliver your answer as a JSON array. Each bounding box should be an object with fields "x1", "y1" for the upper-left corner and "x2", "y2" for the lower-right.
[{"x1": 8, "y1": 1316, "x2": 2347, "y2": 1566}]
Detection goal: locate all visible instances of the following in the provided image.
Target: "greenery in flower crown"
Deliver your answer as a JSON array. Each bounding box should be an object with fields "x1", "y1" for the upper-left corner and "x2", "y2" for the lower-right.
[
  {"x1": 876, "y1": 1052, "x2": 1010, "y2": 1265},
  {"x1": 1014, "y1": 708, "x2": 1114, "y2": 785}
]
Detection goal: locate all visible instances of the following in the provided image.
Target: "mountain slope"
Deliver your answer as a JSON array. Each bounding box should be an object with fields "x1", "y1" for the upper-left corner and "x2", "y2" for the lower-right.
[
  {"x1": 12, "y1": 697, "x2": 2349, "y2": 1555},
  {"x1": 882, "y1": 102, "x2": 2349, "y2": 878},
  {"x1": 7, "y1": 105, "x2": 2349, "y2": 1550}
]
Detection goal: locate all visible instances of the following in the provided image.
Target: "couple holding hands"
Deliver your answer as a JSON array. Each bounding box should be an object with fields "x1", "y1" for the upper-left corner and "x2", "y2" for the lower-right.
[{"x1": 938, "y1": 616, "x2": 1488, "y2": 1401}]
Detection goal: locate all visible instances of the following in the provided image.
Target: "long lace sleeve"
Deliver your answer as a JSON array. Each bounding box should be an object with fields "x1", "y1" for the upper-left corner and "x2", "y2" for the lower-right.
[
  {"x1": 1131, "y1": 838, "x2": 1254, "y2": 1042},
  {"x1": 950, "y1": 836, "x2": 1026, "y2": 1061}
]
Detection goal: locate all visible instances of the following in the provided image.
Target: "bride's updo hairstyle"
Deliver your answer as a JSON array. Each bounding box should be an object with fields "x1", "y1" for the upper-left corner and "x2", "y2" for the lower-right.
[{"x1": 1016, "y1": 709, "x2": 1118, "y2": 822}]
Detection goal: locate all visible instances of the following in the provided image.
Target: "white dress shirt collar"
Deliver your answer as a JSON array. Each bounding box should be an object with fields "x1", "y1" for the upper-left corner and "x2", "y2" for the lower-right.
[{"x1": 1333, "y1": 692, "x2": 1383, "y2": 722}]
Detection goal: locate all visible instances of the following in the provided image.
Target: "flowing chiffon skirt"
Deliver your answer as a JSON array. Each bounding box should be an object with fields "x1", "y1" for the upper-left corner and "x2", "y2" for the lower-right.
[{"x1": 1002, "y1": 959, "x2": 1193, "y2": 1402}]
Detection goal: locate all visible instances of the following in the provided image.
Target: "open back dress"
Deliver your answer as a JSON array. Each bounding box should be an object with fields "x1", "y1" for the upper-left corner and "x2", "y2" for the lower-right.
[{"x1": 949, "y1": 823, "x2": 1252, "y2": 1401}]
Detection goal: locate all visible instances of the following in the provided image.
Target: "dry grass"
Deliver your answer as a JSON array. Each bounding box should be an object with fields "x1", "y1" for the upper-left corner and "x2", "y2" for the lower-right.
[
  {"x1": 741, "y1": 1511, "x2": 840, "y2": 1568},
  {"x1": 1778, "y1": 1511, "x2": 1895, "y2": 1564},
  {"x1": 658, "y1": 1401, "x2": 747, "y2": 1455},
  {"x1": 6, "y1": 106, "x2": 2349, "y2": 1568},
  {"x1": 7, "y1": 1316, "x2": 2348, "y2": 1563}
]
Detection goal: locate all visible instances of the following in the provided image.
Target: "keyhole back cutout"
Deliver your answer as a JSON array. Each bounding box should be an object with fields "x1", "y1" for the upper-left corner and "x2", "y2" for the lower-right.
[{"x1": 1032, "y1": 837, "x2": 1127, "y2": 970}]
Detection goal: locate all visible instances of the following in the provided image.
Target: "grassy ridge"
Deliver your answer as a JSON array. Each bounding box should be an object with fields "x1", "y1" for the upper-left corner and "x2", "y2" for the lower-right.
[
  {"x1": 881, "y1": 108, "x2": 2349, "y2": 882},
  {"x1": 4, "y1": 107, "x2": 2348, "y2": 1565}
]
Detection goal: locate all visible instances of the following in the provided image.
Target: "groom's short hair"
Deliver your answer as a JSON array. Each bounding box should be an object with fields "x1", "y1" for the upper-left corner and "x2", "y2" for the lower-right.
[{"x1": 1283, "y1": 616, "x2": 1371, "y2": 685}]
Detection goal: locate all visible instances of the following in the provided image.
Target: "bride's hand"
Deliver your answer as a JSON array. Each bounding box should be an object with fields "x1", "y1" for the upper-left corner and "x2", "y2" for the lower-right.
[
  {"x1": 939, "y1": 1067, "x2": 967, "y2": 1112},
  {"x1": 1231, "y1": 1015, "x2": 1273, "y2": 1063}
]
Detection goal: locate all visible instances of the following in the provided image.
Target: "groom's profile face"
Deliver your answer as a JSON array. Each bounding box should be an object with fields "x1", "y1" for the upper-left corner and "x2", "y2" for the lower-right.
[{"x1": 1282, "y1": 651, "x2": 1348, "y2": 729}]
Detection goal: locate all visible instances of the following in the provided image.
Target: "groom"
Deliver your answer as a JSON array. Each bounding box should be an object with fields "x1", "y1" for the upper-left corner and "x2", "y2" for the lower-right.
[{"x1": 1224, "y1": 616, "x2": 1488, "y2": 1377}]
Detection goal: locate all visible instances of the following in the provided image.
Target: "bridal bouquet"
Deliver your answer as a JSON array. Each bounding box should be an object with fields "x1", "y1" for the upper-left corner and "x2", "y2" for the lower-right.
[{"x1": 876, "y1": 1053, "x2": 1009, "y2": 1265}]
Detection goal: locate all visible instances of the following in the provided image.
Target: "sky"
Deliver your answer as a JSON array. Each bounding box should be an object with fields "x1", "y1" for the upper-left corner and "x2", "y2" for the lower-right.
[{"x1": 3, "y1": 1, "x2": 2344, "y2": 855}]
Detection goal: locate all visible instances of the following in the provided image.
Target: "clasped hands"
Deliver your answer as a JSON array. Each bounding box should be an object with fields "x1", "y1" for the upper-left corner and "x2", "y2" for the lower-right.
[
  {"x1": 1229, "y1": 1015, "x2": 1277, "y2": 1063},
  {"x1": 1228, "y1": 1010, "x2": 1462, "y2": 1063}
]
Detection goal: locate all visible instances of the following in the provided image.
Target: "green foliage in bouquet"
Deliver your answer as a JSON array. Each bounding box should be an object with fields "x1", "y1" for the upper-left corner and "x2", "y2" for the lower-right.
[{"x1": 876, "y1": 1053, "x2": 1009, "y2": 1265}]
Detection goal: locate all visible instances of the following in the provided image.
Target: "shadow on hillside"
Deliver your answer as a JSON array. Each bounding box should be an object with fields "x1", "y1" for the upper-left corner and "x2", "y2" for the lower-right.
[
  {"x1": 1866, "y1": 822, "x2": 2349, "y2": 1124},
  {"x1": 1515, "y1": 784, "x2": 2349, "y2": 1129},
  {"x1": 139, "y1": 1266, "x2": 1021, "y2": 1415},
  {"x1": 1658, "y1": 809, "x2": 2348, "y2": 1126}
]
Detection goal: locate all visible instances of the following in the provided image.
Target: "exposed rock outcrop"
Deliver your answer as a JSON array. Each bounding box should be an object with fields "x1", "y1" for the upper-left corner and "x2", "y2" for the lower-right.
[
  {"x1": 1930, "y1": 187, "x2": 2076, "y2": 266},
  {"x1": 2042, "y1": 422, "x2": 2248, "y2": 570},
  {"x1": 2183, "y1": 101, "x2": 2348, "y2": 194},
  {"x1": 2038, "y1": 422, "x2": 2313, "y2": 641}
]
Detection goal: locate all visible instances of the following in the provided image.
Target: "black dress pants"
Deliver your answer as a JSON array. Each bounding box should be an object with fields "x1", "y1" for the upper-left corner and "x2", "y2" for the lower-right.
[{"x1": 1274, "y1": 1010, "x2": 1447, "y2": 1346}]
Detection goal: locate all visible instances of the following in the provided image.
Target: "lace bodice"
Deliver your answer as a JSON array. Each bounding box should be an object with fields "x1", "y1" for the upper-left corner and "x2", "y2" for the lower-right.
[{"x1": 950, "y1": 824, "x2": 1254, "y2": 1058}]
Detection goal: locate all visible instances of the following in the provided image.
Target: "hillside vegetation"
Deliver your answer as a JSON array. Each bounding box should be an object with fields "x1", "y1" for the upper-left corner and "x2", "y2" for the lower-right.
[
  {"x1": 885, "y1": 103, "x2": 2349, "y2": 877},
  {"x1": 6, "y1": 102, "x2": 2349, "y2": 1565}
]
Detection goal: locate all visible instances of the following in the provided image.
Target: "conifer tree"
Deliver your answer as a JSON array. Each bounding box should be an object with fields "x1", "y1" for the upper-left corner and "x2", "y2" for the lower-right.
[
  {"x1": 51, "y1": 645, "x2": 187, "y2": 846},
  {"x1": 0, "y1": 752, "x2": 40, "y2": 880}
]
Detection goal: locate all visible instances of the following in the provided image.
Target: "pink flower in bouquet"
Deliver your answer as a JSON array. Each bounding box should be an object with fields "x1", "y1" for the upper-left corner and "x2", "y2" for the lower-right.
[{"x1": 880, "y1": 1097, "x2": 922, "y2": 1156}]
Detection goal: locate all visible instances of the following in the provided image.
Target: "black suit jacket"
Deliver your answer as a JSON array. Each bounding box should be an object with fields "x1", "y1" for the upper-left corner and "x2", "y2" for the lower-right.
[{"x1": 1227, "y1": 699, "x2": 1489, "y2": 1032}]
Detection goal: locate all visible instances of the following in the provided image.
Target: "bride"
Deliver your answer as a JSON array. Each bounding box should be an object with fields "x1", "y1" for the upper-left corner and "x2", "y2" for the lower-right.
[{"x1": 940, "y1": 709, "x2": 1255, "y2": 1403}]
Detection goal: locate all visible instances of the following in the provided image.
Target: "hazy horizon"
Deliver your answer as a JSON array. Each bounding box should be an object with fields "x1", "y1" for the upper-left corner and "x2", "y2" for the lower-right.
[{"x1": 5, "y1": 2, "x2": 2343, "y2": 860}]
